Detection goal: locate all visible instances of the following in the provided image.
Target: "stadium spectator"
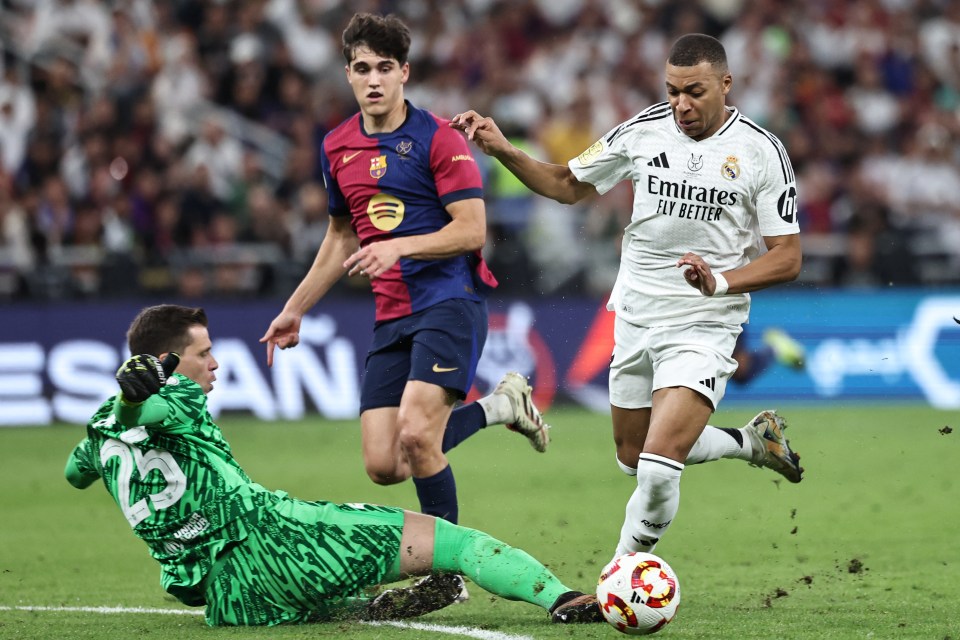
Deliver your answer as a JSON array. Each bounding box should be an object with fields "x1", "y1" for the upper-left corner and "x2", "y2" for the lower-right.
[
  {"x1": 261, "y1": 12, "x2": 550, "y2": 526},
  {"x1": 0, "y1": 66, "x2": 36, "y2": 176},
  {"x1": 264, "y1": 0, "x2": 338, "y2": 78},
  {"x1": 184, "y1": 115, "x2": 244, "y2": 202},
  {"x1": 238, "y1": 183, "x2": 288, "y2": 248},
  {"x1": 0, "y1": 176, "x2": 34, "y2": 296},
  {"x1": 919, "y1": 2, "x2": 960, "y2": 88},
  {"x1": 216, "y1": 33, "x2": 269, "y2": 120},
  {"x1": 453, "y1": 34, "x2": 804, "y2": 560},
  {"x1": 65, "y1": 303, "x2": 604, "y2": 625},
  {"x1": 2, "y1": 0, "x2": 960, "y2": 296},
  {"x1": 855, "y1": 120, "x2": 960, "y2": 279},
  {"x1": 175, "y1": 163, "x2": 221, "y2": 248},
  {"x1": 286, "y1": 180, "x2": 328, "y2": 264},
  {"x1": 25, "y1": 0, "x2": 112, "y2": 89},
  {"x1": 34, "y1": 174, "x2": 74, "y2": 251},
  {"x1": 103, "y1": 5, "x2": 158, "y2": 108},
  {"x1": 150, "y1": 32, "x2": 208, "y2": 146}
]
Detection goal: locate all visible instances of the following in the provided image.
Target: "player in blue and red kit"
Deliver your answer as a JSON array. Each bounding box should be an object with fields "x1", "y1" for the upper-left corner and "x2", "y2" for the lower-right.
[{"x1": 262, "y1": 13, "x2": 550, "y2": 526}]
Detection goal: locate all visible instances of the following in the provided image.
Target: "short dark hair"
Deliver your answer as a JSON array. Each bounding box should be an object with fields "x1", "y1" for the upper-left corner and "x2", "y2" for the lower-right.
[
  {"x1": 127, "y1": 305, "x2": 208, "y2": 356},
  {"x1": 341, "y1": 13, "x2": 411, "y2": 65},
  {"x1": 667, "y1": 34, "x2": 728, "y2": 73}
]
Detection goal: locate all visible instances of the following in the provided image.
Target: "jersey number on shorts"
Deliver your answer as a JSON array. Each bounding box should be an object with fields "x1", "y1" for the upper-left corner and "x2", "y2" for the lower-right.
[{"x1": 100, "y1": 439, "x2": 187, "y2": 527}]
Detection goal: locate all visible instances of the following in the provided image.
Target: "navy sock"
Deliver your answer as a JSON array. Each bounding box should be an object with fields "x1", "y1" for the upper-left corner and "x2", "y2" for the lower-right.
[
  {"x1": 413, "y1": 464, "x2": 458, "y2": 524},
  {"x1": 442, "y1": 403, "x2": 486, "y2": 453}
]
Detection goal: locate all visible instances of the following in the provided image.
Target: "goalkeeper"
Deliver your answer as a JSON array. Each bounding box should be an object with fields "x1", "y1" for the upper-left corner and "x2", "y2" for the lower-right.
[{"x1": 64, "y1": 304, "x2": 601, "y2": 626}]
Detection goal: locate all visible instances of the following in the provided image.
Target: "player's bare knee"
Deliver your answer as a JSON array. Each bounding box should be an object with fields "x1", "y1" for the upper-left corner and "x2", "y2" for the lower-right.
[
  {"x1": 364, "y1": 460, "x2": 406, "y2": 485},
  {"x1": 397, "y1": 426, "x2": 434, "y2": 462}
]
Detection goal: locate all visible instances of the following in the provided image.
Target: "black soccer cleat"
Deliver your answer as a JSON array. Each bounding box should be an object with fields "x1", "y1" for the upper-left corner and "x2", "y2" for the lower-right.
[
  {"x1": 550, "y1": 591, "x2": 605, "y2": 624},
  {"x1": 362, "y1": 573, "x2": 465, "y2": 621}
]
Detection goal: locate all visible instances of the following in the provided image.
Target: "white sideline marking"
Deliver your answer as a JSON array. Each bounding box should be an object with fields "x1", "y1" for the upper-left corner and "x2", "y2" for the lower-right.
[
  {"x1": 0, "y1": 606, "x2": 534, "y2": 640},
  {"x1": 0, "y1": 605, "x2": 202, "y2": 616},
  {"x1": 363, "y1": 620, "x2": 533, "y2": 640}
]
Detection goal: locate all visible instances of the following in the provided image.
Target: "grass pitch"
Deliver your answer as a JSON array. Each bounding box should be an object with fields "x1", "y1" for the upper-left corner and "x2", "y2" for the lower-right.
[{"x1": 1, "y1": 404, "x2": 958, "y2": 639}]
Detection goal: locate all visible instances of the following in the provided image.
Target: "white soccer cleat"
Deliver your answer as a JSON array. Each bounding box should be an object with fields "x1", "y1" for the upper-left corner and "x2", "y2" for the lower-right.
[
  {"x1": 745, "y1": 410, "x2": 803, "y2": 483},
  {"x1": 494, "y1": 372, "x2": 550, "y2": 453}
]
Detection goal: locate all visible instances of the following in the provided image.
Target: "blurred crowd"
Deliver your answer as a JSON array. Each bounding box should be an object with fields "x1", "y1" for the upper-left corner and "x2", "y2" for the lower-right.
[{"x1": 1, "y1": 0, "x2": 960, "y2": 301}]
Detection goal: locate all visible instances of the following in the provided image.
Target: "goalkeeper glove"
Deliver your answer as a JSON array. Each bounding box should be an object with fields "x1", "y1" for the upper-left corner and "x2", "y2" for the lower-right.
[{"x1": 116, "y1": 352, "x2": 180, "y2": 404}]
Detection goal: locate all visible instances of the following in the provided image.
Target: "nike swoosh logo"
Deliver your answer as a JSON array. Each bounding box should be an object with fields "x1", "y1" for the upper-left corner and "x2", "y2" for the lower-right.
[
  {"x1": 342, "y1": 151, "x2": 362, "y2": 164},
  {"x1": 432, "y1": 364, "x2": 458, "y2": 373}
]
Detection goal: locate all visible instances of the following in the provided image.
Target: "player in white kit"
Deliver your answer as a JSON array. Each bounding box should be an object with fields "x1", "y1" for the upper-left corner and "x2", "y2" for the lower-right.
[{"x1": 453, "y1": 34, "x2": 803, "y2": 558}]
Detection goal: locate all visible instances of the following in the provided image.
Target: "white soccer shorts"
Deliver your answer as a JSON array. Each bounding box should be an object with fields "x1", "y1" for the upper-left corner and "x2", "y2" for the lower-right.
[{"x1": 608, "y1": 317, "x2": 740, "y2": 410}]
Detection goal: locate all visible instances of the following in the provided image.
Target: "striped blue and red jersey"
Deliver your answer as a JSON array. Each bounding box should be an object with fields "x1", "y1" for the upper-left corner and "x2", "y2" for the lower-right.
[{"x1": 320, "y1": 101, "x2": 498, "y2": 322}]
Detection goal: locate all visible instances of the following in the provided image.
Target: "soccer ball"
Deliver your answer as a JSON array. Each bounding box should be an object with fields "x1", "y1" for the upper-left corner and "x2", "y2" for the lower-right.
[{"x1": 596, "y1": 552, "x2": 681, "y2": 635}]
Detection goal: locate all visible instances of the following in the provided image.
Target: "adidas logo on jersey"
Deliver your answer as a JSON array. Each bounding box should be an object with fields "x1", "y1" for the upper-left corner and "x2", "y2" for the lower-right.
[
  {"x1": 699, "y1": 377, "x2": 716, "y2": 391},
  {"x1": 647, "y1": 152, "x2": 669, "y2": 168}
]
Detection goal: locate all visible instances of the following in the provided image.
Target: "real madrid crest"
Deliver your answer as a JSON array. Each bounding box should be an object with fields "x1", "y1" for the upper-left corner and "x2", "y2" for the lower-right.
[
  {"x1": 721, "y1": 155, "x2": 740, "y2": 180},
  {"x1": 369, "y1": 155, "x2": 388, "y2": 179}
]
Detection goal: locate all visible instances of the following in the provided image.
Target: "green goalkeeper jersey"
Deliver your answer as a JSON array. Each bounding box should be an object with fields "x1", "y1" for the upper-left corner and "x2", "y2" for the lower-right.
[{"x1": 65, "y1": 374, "x2": 280, "y2": 606}]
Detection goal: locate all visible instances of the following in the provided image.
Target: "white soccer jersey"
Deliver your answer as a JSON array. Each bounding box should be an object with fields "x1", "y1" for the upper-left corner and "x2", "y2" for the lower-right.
[{"x1": 569, "y1": 102, "x2": 799, "y2": 327}]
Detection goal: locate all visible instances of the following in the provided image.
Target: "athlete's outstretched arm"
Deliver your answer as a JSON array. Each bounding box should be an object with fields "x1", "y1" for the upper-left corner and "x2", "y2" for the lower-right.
[
  {"x1": 261, "y1": 216, "x2": 358, "y2": 366},
  {"x1": 451, "y1": 110, "x2": 596, "y2": 205},
  {"x1": 679, "y1": 233, "x2": 802, "y2": 295},
  {"x1": 345, "y1": 197, "x2": 486, "y2": 279}
]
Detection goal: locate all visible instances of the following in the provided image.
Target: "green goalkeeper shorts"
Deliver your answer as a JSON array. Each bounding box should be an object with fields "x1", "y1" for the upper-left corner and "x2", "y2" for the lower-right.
[{"x1": 203, "y1": 497, "x2": 405, "y2": 626}]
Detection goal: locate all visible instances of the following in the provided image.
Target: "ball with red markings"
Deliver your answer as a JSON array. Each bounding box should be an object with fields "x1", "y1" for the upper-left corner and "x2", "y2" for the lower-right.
[{"x1": 596, "y1": 552, "x2": 681, "y2": 635}]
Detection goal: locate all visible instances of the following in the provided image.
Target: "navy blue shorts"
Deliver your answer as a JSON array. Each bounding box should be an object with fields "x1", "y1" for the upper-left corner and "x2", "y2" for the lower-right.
[{"x1": 360, "y1": 298, "x2": 488, "y2": 412}]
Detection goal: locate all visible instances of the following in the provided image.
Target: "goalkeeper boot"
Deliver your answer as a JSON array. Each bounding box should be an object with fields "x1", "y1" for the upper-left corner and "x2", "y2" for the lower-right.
[
  {"x1": 550, "y1": 591, "x2": 604, "y2": 623},
  {"x1": 494, "y1": 372, "x2": 550, "y2": 452},
  {"x1": 763, "y1": 328, "x2": 806, "y2": 369},
  {"x1": 362, "y1": 573, "x2": 466, "y2": 621},
  {"x1": 745, "y1": 410, "x2": 804, "y2": 483}
]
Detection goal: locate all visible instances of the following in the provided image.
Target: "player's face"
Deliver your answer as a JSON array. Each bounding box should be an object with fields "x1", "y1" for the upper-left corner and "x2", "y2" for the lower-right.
[
  {"x1": 172, "y1": 325, "x2": 218, "y2": 394},
  {"x1": 345, "y1": 47, "x2": 408, "y2": 121},
  {"x1": 665, "y1": 61, "x2": 732, "y2": 141}
]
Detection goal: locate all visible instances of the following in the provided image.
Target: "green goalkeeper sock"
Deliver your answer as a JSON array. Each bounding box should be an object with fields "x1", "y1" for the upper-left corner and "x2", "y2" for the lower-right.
[{"x1": 431, "y1": 518, "x2": 570, "y2": 611}]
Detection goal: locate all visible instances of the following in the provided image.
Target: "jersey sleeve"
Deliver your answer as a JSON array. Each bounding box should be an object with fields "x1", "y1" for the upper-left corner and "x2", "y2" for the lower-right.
[
  {"x1": 320, "y1": 136, "x2": 349, "y2": 217},
  {"x1": 65, "y1": 438, "x2": 100, "y2": 489},
  {"x1": 429, "y1": 124, "x2": 483, "y2": 206},
  {"x1": 113, "y1": 393, "x2": 170, "y2": 429},
  {"x1": 568, "y1": 123, "x2": 634, "y2": 195},
  {"x1": 754, "y1": 135, "x2": 800, "y2": 237}
]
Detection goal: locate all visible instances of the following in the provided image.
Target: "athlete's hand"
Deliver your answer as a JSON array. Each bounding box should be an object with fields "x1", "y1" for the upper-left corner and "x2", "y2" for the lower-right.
[
  {"x1": 260, "y1": 311, "x2": 303, "y2": 367},
  {"x1": 449, "y1": 110, "x2": 511, "y2": 158},
  {"x1": 116, "y1": 352, "x2": 180, "y2": 404},
  {"x1": 345, "y1": 241, "x2": 402, "y2": 281},
  {"x1": 677, "y1": 252, "x2": 721, "y2": 296}
]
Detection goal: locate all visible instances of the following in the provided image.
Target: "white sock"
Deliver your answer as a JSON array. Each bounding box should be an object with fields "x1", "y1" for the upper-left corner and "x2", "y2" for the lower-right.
[
  {"x1": 685, "y1": 425, "x2": 749, "y2": 464},
  {"x1": 475, "y1": 393, "x2": 512, "y2": 425},
  {"x1": 616, "y1": 455, "x2": 638, "y2": 476},
  {"x1": 615, "y1": 453, "x2": 683, "y2": 557}
]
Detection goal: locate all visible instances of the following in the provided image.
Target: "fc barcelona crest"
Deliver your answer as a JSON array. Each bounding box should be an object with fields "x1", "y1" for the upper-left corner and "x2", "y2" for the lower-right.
[{"x1": 370, "y1": 155, "x2": 388, "y2": 179}]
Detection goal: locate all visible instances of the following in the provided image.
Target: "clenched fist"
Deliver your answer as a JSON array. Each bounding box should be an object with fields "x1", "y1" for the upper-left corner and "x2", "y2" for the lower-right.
[{"x1": 116, "y1": 353, "x2": 180, "y2": 404}]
